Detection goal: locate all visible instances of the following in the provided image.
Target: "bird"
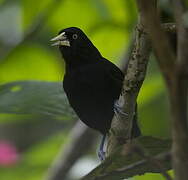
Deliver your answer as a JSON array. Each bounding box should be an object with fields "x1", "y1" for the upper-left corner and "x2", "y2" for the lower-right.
[{"x1": 51, "y1": 27, "x2": 141, "y2": 160}]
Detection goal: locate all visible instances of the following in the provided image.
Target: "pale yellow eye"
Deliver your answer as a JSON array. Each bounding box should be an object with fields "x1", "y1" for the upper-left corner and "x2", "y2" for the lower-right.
[{"x1": 72, "y1": 34, "x2": 78, "y2": 39}]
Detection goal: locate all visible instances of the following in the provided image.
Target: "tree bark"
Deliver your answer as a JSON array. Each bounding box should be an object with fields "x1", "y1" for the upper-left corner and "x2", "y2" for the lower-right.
[
  {"x1": 106, "y1": 7, "x2": 152, "y2": 155},
  {"x1": 136, "y1": 0, "x2": 188, "y2": 180}
]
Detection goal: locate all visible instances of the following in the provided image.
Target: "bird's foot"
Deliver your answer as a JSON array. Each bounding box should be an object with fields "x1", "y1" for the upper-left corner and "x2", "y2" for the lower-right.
[
  {"x1": 97, "y1": 149, "x2": 106, "y2": 161},
  {"x1": 97, "y1": 135, "x2": 106, "y2": 161},
  {"x1": 114, "y1": 100, "x2": 128, "y2": 116}
]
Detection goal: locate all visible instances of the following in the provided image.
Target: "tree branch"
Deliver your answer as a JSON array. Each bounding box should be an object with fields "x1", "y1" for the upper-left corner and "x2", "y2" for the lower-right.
[
  {"x1": 172, "y1": 0, "x2": 188, "y2": 72},
  {"x1": 131, "y1": 144, "x2": 172, "y2": 180},
  {"x1": 45, "y1": 121, "x2": 97, "y2": 180},
  {"x1": 136, "y1": 0, "x2": 176, "y2": 82},
  {"x1": 81, "y1": 136, "x2": 171, "y2": 180},
  {"x1": 106, "y1": 7, "x2": 152, "y2": 156},
  {"x1": 169, "y1": 1, "x2": 188, "y2": 180},
  {"x1": 136, "y1": 1, "x2": 188, "y2": 180}
]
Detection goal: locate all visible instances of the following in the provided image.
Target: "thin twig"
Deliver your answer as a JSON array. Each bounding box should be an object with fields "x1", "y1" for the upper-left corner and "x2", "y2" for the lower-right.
[
  {"x1": 130, "y1": 144, "x2": 172, "y2": 180},
  {"x1": 117, "y1": 152, "x2": 171, "y2": 173},
  {"x1": 81, "y1": 151, "x2": 171, "y2": 180}
]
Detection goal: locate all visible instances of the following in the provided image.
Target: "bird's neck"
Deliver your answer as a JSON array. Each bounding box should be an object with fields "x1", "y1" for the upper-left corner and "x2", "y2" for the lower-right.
[{"x1": 62, "y1": 47, "x2": 102, "y2": 71}]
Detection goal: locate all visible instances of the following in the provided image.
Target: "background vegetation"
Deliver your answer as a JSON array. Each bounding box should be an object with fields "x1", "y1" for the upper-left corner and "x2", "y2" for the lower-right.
[{"x1": 0, "y1": 0, "x2": 172, "y2": 179}]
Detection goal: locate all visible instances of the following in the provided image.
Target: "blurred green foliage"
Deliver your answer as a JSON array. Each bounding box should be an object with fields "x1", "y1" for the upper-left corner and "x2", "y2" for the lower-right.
[
  {"x1": 0, "y1": 44, "x2": 63, "y2": 82},
  {"x1": 0, "y1": 0, "x2": 171, "y2": 179}
]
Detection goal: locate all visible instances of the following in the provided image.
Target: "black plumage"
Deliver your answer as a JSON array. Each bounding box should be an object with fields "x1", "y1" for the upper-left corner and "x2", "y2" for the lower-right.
[{"x1": 51, "y1": 27, "x2": 140, "y2": 137}]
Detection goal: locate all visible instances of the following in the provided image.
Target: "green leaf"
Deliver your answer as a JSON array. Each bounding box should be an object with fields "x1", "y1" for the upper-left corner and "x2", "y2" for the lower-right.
[{"x1": 0, "y1": 81, "x2": 75, "y2": 119}]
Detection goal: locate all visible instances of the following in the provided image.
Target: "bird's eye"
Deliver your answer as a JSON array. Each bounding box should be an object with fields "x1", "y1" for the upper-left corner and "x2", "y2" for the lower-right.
[{"x1": 72, "y1": 34, "x2": 78, "y2": 39}]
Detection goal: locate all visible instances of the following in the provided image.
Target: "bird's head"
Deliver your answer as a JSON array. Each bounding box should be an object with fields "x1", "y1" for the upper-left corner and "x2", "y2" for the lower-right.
[{"x1": 51, "y1": 27, "x2": 101, "y2": 67}]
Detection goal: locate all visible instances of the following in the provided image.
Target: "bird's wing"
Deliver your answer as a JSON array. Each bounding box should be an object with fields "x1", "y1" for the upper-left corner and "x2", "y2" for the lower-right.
[{"x1": 102, "y1": 59, "x2": 124, "y2": 89}]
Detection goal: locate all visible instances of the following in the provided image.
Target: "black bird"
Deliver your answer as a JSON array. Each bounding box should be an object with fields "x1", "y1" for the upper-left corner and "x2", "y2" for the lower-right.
[{"x1": 51, "y1": 27, "x2": 141, "y2": 159}]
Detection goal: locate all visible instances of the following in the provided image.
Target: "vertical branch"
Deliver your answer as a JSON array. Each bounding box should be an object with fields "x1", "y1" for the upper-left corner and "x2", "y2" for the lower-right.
[
  {"x1": 136, "y1": 0, "x2": 188, "y2": 180},
  {"x1": 106, "y1": 6, "x2": 152, "y2": 155},
  {"x1": 136, "y1": 0, "x2": 176, "y2": 82},
  {"x1": 170, "y1": 1, "x2": 188, "y2": 180}
]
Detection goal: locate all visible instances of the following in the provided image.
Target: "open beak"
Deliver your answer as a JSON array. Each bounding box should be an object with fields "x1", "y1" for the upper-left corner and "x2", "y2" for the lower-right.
[{"x1": 50, "y1": 32, "x2": 70, "y2": 46}]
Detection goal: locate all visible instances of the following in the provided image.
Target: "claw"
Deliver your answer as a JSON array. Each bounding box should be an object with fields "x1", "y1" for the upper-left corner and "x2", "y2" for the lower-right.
[
  {"x1": 98, "y1": 149, "x2": 106, "y2": 161},
  {"x1": 97, "y1": 135, "x2": 106, "y2": 161},
  {"x1": 113, "y1": 100, "x2": 128, "y2": 116}
]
